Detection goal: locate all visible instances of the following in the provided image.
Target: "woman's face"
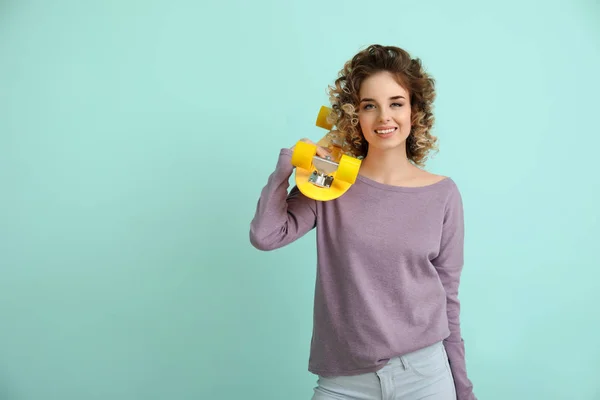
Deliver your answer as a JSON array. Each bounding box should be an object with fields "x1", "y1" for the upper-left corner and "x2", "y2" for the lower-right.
[{"x1": 357, "y1": 71, "x2": 412, "y2": 153}]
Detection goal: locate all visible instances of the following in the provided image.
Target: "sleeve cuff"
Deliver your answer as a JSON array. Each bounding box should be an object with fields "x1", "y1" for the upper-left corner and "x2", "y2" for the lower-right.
[{"x1": 443, "y1": 339, "x2": 477, "y2": 400}]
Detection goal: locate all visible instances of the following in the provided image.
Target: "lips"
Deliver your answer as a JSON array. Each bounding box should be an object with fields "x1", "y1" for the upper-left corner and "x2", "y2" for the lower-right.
[{"x1": 374, "y1": 127, "x2": 397, "y2": 135}]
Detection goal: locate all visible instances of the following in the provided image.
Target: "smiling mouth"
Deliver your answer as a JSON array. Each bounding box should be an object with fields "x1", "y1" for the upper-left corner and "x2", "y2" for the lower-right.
[{"x1": 375, "y1": 127, "x2": 397, "y2": 134}]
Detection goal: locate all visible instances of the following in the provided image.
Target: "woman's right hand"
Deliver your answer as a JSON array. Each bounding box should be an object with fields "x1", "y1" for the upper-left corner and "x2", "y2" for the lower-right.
[{"x1": 290, "y1": 138, "x2": 331, "y2": 159}]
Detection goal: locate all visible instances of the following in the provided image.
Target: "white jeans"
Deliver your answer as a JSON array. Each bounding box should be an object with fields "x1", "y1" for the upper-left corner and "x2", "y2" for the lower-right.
[{"x1": 311, "y1": 341, "x2": 456, "y2": 400}]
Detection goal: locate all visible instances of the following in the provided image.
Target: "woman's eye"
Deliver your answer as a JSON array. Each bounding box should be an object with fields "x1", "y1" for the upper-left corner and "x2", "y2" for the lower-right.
[{"x1": 361, "y1": 103, "x2": 403, "y2": 110}]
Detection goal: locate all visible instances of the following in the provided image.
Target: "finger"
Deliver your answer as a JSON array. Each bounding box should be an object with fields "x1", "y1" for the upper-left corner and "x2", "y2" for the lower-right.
[
  {"x1": 316, "y1": 146, "x2": 331, "y2": 159},
  {"x1": 291, "y1": 138, "x2": 313, "y2": 150}
]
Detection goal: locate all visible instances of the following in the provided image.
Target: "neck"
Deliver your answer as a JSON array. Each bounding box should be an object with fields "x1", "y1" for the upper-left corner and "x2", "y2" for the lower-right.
[{"x1": 359, "y1": 144, "x2": 416, "y2": 183}]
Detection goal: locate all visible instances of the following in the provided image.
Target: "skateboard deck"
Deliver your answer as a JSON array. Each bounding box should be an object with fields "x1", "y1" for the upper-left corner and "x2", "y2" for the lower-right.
[{"x1": 291, "y1": 106, "x2": 362, "y2": 201}]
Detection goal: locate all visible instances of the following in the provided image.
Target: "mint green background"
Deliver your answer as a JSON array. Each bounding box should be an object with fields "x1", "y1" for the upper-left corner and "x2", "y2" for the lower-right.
[{"x1": 1, "y1": 1, "x2": 599, "y2": 399}]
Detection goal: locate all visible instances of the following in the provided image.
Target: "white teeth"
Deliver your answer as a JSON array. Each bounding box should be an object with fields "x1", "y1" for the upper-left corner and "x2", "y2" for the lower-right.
[{"x1": 375, "y1": 128, "x2": 395, "y2": 134}]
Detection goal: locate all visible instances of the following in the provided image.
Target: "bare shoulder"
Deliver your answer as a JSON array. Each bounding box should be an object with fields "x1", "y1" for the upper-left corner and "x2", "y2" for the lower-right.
[{"x1": 413, "y1": 168, "x2": 448, "y2": 186}]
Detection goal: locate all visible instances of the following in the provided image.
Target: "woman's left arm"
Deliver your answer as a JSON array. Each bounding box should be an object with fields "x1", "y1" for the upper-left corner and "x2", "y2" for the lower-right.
[{"x1": 432, "y1": 182, "x2": 477, "y2": 400}]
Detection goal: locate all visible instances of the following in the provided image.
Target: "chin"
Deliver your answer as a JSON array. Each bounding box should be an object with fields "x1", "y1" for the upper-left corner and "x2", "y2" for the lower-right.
[{"x1": 365, "y1": 134, "x2": 408, "y2": 151}]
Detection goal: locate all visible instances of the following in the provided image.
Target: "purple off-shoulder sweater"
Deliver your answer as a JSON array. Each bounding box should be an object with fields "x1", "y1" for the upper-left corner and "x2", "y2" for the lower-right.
[{"x1": 250, "y1": 148, "x2": 476, "y2": 400}]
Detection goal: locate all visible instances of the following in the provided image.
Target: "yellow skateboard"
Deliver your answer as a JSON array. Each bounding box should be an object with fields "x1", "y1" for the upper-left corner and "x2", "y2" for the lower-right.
[{"x1": 291, "y1": 106, "x2": 362, "y2": 201}]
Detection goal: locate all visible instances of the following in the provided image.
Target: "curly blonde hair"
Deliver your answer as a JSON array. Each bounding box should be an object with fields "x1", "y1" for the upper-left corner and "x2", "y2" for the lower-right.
[{"x1": 327, "y1": 44, "x2": 438, "y2": 167}]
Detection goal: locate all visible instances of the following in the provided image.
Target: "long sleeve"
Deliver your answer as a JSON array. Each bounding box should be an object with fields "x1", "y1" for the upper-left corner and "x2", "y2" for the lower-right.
[
  {"x1": 431, "y1": 183, "x2": 477, "y2": 400},
  {"x1": 249, "y1": 148, "x2": 317, "y2": 251}
]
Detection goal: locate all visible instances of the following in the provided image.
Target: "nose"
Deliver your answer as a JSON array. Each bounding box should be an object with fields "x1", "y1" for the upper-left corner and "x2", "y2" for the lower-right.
[{"x1": 379, "y1": 109, "x2": 391, "y2": 122}]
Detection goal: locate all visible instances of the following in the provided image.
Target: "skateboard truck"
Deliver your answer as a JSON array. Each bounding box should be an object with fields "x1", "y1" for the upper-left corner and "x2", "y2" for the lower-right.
[{"x1": 308, "y1": 156, "x2": 337, "y2": 188}]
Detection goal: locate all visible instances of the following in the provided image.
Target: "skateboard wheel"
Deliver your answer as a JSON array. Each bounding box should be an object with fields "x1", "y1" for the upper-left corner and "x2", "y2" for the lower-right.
[
  {"x1": 315, "y1": 106, "x2": 333, "y2": 131},
  {"x1": 291, "y1": 140, "x2": 317, "y2": 170},
  {"x1": 336, "y1": 154, "x2": 361, "y2": 184}
]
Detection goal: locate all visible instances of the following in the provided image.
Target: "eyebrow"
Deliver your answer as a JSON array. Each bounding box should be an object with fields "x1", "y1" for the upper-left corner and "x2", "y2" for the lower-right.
[{"x1": 360, "y1": 95, "x2": 405, "y2": 103}]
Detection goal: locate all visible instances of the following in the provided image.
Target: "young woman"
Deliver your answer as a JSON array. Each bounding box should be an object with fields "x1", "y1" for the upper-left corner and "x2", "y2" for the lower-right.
[{"x1": 250, "y1": 44, "x2": 477, "y2": 400}]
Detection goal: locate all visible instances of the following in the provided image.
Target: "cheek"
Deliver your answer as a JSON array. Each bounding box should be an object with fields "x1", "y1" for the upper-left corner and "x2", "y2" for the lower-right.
[
  {"x1": 358, "y1": 113, "x2": 368, "y2": 126},
  {"x1": 401, "y1": 107, "x2": 412, "y2": 123},
  {"x1": 358, "y1": 114, "x2": 371, "y2": 133},
  {"x1": 400, "y1": 109, "x2": 412, "y2": 130}
]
